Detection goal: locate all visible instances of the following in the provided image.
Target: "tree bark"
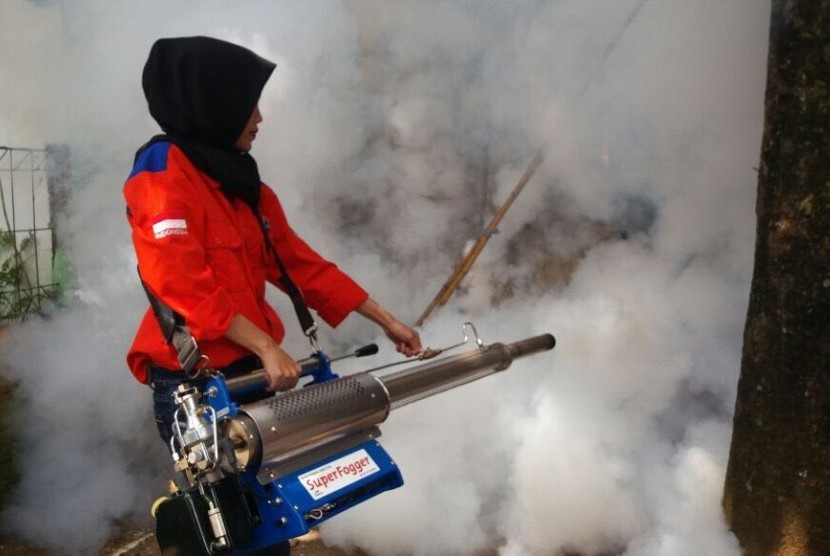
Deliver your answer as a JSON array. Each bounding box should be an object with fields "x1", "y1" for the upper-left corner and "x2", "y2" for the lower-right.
[{"x1": 723, "y1": 1, "x2": 830, "y2": 554}]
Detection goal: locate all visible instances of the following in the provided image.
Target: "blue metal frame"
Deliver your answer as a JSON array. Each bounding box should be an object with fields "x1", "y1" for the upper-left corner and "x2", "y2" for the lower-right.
[
  {"x1": 240, "y1": 440, "x2": 403, "y2": 553},
  {"x1": 301, "y1": 350, "x2": 340, "y2": 385},
  {"x1": 204, "y1": 375, "x2": 239, "y2": 420}
]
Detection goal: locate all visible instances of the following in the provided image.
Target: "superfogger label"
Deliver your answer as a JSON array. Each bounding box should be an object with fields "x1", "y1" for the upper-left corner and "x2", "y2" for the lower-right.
[{"x1": 299, "y1": 449, "x2": 380, "y2": 501}]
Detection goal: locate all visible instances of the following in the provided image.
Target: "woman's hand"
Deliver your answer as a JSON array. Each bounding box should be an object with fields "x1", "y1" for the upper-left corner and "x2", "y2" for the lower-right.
[
  {"x1": 259, "y1": 342, "x2": 301, "y2": 391},
  {"x1": 356, "y1": 298, "x2": 423, "y2": 357},
  {"x1": 382, "y1": 320, "x2": 423, "y2": 357},
  {"x1": 224, "y1": 313, "x2": 300, "y2": 391}
]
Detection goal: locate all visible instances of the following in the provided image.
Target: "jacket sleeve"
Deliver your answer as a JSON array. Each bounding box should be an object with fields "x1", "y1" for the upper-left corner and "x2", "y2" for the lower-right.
[
  {"x1": 259, "y1": 185, "x2": 369, "y2": 327},
  {"x1": 124, "y1": 147, "x2": 236, "y2": 341}
]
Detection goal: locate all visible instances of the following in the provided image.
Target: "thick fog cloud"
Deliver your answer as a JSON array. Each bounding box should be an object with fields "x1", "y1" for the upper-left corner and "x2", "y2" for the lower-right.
[{"x1": 0, "y1": 0, "x2": 768, "y2": 554}]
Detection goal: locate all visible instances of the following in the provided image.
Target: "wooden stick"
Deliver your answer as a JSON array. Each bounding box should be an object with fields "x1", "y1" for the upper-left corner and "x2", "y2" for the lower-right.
[{"x1": 416, "y1": 151, "x2": 545, "y2": 326}]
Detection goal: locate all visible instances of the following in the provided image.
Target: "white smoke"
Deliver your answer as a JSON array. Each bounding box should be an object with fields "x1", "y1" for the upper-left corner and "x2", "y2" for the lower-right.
[{"x1": 0, "y1": 0, "x2": 768, "y2": 554}]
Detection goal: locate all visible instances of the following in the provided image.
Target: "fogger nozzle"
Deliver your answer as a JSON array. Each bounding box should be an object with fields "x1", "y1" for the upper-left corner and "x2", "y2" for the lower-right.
[{"x1": 225, "y1": 333, "x2": 555, "y2": 479}]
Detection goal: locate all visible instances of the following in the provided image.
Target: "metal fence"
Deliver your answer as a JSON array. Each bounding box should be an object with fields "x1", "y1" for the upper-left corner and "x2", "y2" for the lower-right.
[{"x1": 0, "y1": 146, "x2": 56, "y2": 321}]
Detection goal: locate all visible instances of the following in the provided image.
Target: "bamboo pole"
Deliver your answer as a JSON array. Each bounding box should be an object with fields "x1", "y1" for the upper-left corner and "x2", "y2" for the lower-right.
[{"x1": 416, "y1": 151, "x2": 544, "y2": 326}]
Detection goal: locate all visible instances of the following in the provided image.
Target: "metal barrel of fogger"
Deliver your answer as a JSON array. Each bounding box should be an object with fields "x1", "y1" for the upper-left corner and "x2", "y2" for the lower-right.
[{"x1": 225, "y1": 334, "x2": 555, "y2": 473}]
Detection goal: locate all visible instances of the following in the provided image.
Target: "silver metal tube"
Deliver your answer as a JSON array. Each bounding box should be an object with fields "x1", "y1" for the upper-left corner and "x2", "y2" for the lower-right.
[
  {"x1": 379, "y1": 334, "x2": 555, "y2": 410},
  {"x1": 503, "y1": 333, "x2": 557, "y2": 359},
  {"x1": 227, "y1": 333, "x2": 555, "y2": 474},
  {"x1": 234, "y1": 373, "x2": 389, "y2": 472},
  {"x1": 224, "y1": 356, "x2": 319, "y2": 399}
]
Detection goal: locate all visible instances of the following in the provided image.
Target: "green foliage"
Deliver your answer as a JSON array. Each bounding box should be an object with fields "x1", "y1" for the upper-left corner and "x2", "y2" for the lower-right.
[{"x1": 0, "y1": 230, "x2": 57, "y2": 322}]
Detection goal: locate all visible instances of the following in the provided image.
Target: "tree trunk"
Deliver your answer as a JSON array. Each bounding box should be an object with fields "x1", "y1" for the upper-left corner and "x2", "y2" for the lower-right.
[{"x1": 723, "y1": 1, "x2": 830, "y2": 554}]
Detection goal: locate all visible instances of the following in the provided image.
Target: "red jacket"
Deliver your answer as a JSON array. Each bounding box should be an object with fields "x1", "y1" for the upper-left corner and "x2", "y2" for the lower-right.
[{"x1": 124, "y1": 142, "x2": 368, "y2": 383}]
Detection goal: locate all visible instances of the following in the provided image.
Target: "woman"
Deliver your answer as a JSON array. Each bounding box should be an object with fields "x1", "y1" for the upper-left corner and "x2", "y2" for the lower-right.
[{"x1": 124, "y1": 36, "x2": 422, "y2": 445}]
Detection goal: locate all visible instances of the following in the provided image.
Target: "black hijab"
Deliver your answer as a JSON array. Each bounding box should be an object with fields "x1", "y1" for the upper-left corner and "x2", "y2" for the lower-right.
[{"x1": 140, "y1": 36, "x2": 275, "y2": 208}]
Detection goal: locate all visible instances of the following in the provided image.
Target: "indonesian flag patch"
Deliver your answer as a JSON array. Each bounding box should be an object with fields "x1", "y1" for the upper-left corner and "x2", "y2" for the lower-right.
[{"x1": 151, "y1": 211, "x2": 188, "y2": 239}]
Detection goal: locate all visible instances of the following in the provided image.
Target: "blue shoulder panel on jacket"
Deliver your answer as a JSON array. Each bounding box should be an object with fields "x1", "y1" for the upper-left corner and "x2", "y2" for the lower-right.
[{"x1": 129, "y1": 141, "x2": 171, "y2": 179}]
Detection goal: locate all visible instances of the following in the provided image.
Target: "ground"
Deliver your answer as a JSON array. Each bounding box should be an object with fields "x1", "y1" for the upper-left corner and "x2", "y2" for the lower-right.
[{"x1": 0, "y1": 528, "x2": 366, "y2": 555}]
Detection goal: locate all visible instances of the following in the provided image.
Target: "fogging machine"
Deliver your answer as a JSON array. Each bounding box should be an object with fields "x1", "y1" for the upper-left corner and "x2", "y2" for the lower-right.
[{"x1": 152, "y1": 324, "x2": 555, "y2": 555}]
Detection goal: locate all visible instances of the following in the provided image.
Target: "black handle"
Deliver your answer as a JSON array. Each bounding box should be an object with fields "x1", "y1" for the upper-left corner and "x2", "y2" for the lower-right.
[{"x1": 354, "y1": 343, "x2": 379, "y2": 357}]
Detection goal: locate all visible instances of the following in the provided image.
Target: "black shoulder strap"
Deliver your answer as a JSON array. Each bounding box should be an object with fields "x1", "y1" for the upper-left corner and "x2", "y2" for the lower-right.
[
  {"x1": 251, "y1": 206, "x2": 319, "y2": 345},
  {"x1": 137, "y1": 267, "x2": 205, "y2": 375}
]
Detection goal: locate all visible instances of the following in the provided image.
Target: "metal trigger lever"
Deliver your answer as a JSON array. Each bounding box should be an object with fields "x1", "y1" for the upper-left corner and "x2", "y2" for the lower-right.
[{"x1": 366, "y1": 321, "x2": 484, "y2": 372}]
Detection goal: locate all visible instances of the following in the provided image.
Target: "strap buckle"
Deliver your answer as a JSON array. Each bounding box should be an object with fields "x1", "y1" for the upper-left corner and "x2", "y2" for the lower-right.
[
  {"x1": 305, "y1": 323, "x2": 321, "y2": 352},
  {"x1": 172, "y1": 326, "x2": 211, "y2": 378}
]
